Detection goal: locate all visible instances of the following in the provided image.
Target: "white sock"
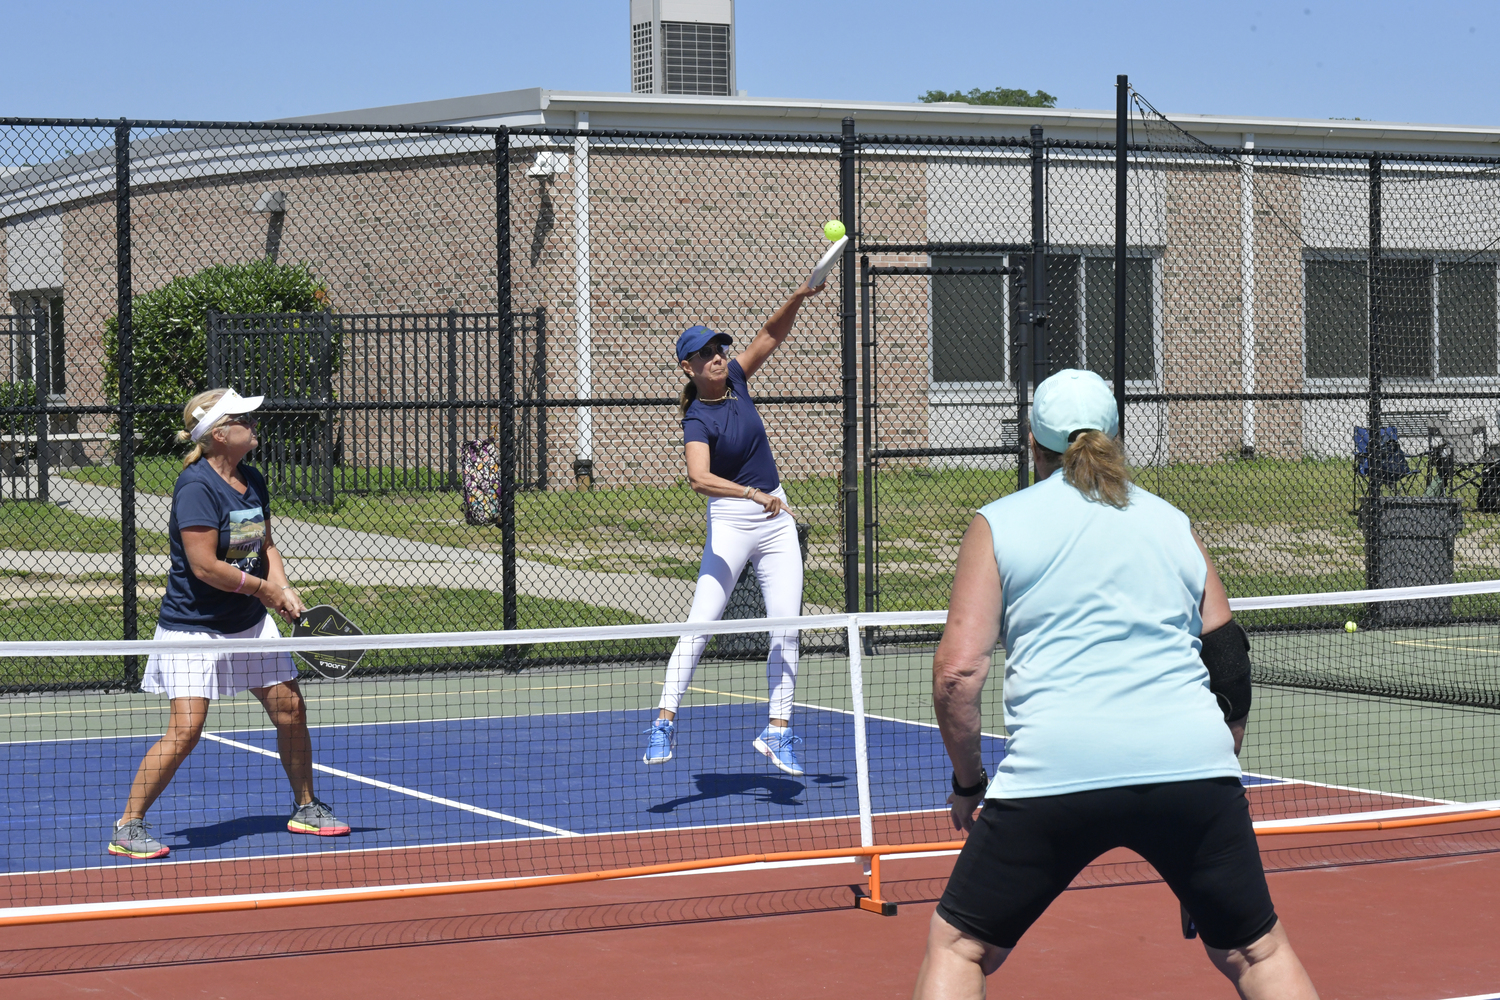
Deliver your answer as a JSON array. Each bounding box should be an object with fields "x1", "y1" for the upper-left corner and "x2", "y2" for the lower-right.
[{"x1": 768, "y1": 724, "x2": 789, "y2": 733}]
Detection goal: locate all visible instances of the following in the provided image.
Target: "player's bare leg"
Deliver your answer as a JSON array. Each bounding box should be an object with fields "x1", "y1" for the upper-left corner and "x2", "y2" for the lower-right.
[
  {"x1": 912, "y1": 912, "x2": 1008, "y2": 999},
  {"x1": 120, "y1": 696, "x2": 210, "y2": 822},
  {"x1": 1205, "y1": 921, "x2": 1320, "y2": 1000},
  {"x1": 253, "y1": 680, "x2": 314, "y2": 805}
]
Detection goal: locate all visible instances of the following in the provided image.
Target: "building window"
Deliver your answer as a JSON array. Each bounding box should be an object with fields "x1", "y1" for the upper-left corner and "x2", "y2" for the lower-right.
[
  {"x1": 929, "y1": 254, "x2": 1157, "y2": 385},
  {"x1": 930, "y1": 255, "x2": 1011, "y2": 384},
  {"x1": 8, "y1": 292, "x2": 65, "y2": 394},
  {"x1": 631, "y1": 21, "x2": 654, "y2": 94},
  {"x1": 1304, "y1": 257, "x2": 1499, "y2": 380},
  {"x1": 662, "y1": 22, "x2": 730, "y2": 96}
]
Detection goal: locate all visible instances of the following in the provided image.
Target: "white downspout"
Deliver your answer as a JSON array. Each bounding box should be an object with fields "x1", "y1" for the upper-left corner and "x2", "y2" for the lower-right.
[
  {"x1": 1239, "y1": 132, "x2": 1256, "y2": 457},
  {"x1": 573, "y1": 110, "x2": 594, "y2": 484}
]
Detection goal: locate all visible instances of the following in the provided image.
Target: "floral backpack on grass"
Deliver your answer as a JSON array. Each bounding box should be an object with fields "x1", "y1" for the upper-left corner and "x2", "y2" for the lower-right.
[{"x1": 461, "y1": 438, "x2": 503, "y2": 526}]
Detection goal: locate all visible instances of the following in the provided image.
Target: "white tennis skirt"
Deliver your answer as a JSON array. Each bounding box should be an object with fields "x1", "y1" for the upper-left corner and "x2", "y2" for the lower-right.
[{"x1": 142, "y1": 614, "x2": 296, "y2": 700}]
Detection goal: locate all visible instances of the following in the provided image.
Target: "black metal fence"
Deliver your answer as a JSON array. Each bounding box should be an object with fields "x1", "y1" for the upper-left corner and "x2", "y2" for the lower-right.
[{"x1": 4, "y1": 102, "x2": 1500, "y2": 687}]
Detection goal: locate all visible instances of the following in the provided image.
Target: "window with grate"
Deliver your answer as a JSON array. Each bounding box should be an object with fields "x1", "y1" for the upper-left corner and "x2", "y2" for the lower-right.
[
  {"x1": 1304, "y1": 257, "x2": 1499, "y2": 380},
  {"x1": 930, "y1": 253, "x2": 1157, "y2": 386},
  {"x1": 632, "y1": 21, "x2": 654, "y2": 94},
  {"x1": 662, "y1": 21, "x2": 730, "y2": 96},
  {"x1": 8, "y1": 292, "x2": 65, "y2": 394}
]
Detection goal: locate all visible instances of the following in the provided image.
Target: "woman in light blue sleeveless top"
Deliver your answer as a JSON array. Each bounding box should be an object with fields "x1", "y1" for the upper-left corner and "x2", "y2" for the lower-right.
[{"x1": 912, "y1": 371, "x2": 1319, "y2": 1000}]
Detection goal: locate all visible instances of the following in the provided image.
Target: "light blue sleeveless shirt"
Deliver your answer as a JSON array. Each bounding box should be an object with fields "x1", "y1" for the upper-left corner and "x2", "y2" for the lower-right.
[{"x1": 978, "y1": 474, "x2": 1240, "y2": 798}]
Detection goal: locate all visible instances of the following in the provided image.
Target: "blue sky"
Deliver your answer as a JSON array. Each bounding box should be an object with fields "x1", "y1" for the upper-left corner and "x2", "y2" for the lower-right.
[{"x1": 4, "y1": 0, "x2": 1498, "y2": 126}]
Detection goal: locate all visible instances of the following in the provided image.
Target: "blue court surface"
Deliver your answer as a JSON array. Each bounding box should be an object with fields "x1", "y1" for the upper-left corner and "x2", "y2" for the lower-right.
[{"x1": 4, "y1": 703, "x2": 1015, "y2": 876}]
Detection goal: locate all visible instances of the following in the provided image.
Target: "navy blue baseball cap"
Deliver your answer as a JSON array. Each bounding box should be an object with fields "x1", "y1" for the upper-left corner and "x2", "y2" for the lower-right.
[{"x1": 675, "y1": 325, "x2": 731, "y2": 362}]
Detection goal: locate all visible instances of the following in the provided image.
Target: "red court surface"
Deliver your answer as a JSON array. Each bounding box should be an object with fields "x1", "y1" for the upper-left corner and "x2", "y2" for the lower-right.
[{"x1": 3, "y1": 819, "x2": 1498, "y2": 999}]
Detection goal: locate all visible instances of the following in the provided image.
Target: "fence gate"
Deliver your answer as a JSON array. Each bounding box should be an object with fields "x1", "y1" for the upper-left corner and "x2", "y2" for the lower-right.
[
  {"x1": 0, "y1": 306, "x2": 53, "y2": 502},
  {"x1": 860, "y1": 260, "x2": 1029, "y2": 638},
  {"x1": 207, "y1": 310, "x2": 337, "y2": 503}
]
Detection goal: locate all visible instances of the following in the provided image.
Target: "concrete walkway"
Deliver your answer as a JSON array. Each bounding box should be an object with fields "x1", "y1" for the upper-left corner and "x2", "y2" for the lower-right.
[{"x1": 27, "y1": 478, "x2": 701, "y2": 621}]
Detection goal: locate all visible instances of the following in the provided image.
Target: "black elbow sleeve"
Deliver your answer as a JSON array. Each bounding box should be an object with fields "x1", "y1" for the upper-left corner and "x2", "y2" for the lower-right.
[{"x1": 1200, "y1": 620, "x2": 1252, "y2": 723}]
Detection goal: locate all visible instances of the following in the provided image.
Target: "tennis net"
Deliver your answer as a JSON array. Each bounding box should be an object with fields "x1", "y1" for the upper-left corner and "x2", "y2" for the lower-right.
[{"x1": 2, "y1": 580, "x2": 1499, "y2": 922}]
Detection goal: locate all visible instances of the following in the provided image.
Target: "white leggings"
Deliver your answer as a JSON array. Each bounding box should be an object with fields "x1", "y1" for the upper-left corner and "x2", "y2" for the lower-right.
[{"x1": 658, "y1": 488, "x2": 804, "y2": 720}]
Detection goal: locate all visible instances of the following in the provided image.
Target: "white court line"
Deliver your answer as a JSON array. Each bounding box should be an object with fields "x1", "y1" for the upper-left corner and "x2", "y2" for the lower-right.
[
  {"x1": 1253, "y1": 799, "x2": 1500, "y2": 830},
  {"x1": 1243, "y1": 770, "x2": 1457, "y2": 807},
  {"x1": 201, "y1": 733, "x2": 576, "y2": 838},
  {"x1": 1430, "y1": 994, "x2": 1500, "y2": 1000}
]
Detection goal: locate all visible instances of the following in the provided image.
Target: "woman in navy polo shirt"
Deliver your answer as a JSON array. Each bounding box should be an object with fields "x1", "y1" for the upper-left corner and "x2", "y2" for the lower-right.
[
  {"x1": 643, "y1": 280, "x2": 825, "y2": 775},
  {"x1": 107, "y1": 388, "x2": 350, "y2": 860}
]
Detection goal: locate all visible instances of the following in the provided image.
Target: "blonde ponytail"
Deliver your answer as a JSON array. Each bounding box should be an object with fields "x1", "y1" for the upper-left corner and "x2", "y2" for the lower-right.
[
  {"x1": 178, "y1": 388, "x2": 229, "y2": 469},
  {"x1": 677, "y1": 380, "x2": 699, "y2": 420},
  {"x1": 1059, "y1": 429, "x2": 1131, "y2": 508}
]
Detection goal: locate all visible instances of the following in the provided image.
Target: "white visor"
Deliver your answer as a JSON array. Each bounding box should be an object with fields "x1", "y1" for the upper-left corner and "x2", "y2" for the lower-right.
[{"x1": 189, "y1": 388, "x2": 265, "y2": 442}]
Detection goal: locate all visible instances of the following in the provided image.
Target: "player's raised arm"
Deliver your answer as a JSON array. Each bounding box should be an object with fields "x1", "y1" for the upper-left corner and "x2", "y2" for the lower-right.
[{"x1": 736, "y1": 280, "x2": 825, "y2": 379}]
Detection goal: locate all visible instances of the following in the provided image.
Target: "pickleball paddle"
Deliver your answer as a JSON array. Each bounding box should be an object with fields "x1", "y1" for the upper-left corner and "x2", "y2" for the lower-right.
[{"x1": 292, "y1": 605, "x2": 366, "y2": 680}]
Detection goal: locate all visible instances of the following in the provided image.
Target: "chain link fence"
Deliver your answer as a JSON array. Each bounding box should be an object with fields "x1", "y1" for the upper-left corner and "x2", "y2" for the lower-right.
[{"x1": 4, "y1": 108, "x2": 1500, "y2": 686}]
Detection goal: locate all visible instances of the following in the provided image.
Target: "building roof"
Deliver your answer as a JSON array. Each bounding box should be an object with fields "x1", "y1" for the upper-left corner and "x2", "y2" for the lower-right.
[
  {"x1": 6, "y1": 88, "x2": 1500, "y2": 223},
  {"x1": 280, "y1": 88, "x2": 1500, "y2": 156}
]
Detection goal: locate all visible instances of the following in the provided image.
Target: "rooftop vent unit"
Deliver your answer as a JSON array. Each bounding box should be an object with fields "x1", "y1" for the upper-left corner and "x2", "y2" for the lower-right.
[{"x1": 630, "y1": 0, "x2": 737, "y2": 97}]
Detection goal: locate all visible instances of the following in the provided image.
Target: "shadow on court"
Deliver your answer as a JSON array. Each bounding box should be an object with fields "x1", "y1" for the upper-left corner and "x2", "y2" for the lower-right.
[
  {"x1": 0, "y1": 882, "x2": 882, "y2": 979},
  {"x1": 167, "y1": 816, "x2": 383, "y2": 849},
  {"x1": 649, "y1": 772, "x2": 847, "y2": 812}
]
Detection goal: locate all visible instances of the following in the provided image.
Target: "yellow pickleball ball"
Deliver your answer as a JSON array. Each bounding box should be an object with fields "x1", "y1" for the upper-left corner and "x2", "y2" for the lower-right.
[
  {"x1": 823, "y1": 219, "x2": 846, "y2": 241},
  {"x1": 1345, "y1": 620, "x2": 1358, "y2": 632}
]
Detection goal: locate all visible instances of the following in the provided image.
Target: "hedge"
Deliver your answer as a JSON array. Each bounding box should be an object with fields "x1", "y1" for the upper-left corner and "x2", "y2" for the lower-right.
[{"x1": 103, "y1": 260, "x2": 329, "y2": 456}]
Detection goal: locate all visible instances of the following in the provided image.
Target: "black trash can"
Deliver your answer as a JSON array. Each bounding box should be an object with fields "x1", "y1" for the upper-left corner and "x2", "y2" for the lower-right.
[
  {"x1": 1361, "y1": 497, "x2": 1463, "y2": 623},
  {"x1": 716, "y1": 521, "x2": 812, "y2": 656},
  {"x1": 1479, "y1": 445, "x2": 1500, "y2": 514}
]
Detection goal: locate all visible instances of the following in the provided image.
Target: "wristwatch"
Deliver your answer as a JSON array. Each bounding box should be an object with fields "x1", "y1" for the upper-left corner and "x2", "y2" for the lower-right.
[{"x1": 952, "y1": 768, "x2": 989, "y2": 797}]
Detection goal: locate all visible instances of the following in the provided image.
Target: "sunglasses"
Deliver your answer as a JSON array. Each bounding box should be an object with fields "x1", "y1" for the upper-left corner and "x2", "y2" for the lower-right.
[
  {"x1": 222, "y1": 415, "x2": 258, "y2": 429},
  {"x1": 690, "y1": 342, "x2": 726, "y2": 362}
]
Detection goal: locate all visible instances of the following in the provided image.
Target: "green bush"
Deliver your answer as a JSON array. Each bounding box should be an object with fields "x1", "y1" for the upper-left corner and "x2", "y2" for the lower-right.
[
  {"x1": 0, "y1": 380, "x2": 37, "y2": 437},
  {"x1": 103, "y1": 260, "x2": 329, "y2": 455}
]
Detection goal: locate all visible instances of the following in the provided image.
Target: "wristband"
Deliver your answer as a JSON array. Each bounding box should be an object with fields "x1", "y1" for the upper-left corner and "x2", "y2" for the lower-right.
[
  {"x1": 742, "y1": 485, "x2": 755, "y2": 499},
  {"x1": 233, "y1": 570, "x2": 248, "y2": 594},
  {"x1": 952, "y1": 769, "x2": 989, "y2": 798}
]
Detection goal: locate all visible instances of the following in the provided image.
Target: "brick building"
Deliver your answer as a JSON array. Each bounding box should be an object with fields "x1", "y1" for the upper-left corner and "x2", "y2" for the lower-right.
[{"x1": 6, "y1": 89, "x2": 1500, "y2": 484}]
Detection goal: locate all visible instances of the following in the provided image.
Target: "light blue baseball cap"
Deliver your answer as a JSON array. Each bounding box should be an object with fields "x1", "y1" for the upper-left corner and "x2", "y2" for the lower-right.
[{"x1": 1031, "y1": 369, "x2": 1119, "y2": 454}]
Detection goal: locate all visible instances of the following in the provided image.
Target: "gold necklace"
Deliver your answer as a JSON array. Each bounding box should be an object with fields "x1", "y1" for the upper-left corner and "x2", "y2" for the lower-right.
[{"x1": 699, "y1": 389, "x2": 734, "y2": 403}]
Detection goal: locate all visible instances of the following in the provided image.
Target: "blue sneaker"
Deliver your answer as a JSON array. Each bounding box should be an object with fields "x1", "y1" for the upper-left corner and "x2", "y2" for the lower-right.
[
  {"x1": 643, "y1": 719, "x2": 676, "y2": 764},
  {"x1": 753, "y1": 725, "x2": 805, "y2": 776}
]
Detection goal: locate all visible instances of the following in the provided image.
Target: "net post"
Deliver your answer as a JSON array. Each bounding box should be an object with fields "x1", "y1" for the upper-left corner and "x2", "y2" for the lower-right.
[
  {"x1": 846, "y1": 616, "x2": 875, "y2": 873},
  {"x1": 857, "y1": 850, "x2": 897, "y2": 916}
]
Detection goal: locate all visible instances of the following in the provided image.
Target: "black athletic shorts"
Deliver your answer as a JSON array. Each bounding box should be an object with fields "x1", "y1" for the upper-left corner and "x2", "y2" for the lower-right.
[{"x1": 935, "y1": 777, "x2": 1277, "y2": 951}]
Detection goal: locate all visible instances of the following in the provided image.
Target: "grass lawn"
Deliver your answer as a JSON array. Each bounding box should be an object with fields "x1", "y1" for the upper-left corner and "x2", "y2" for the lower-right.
[
  {"x1": 49, "y1": 455, "x2": 1500, "y2": 620},
  {"x1": 0, "y1": 500, "x2": 169, "y2": 554}
]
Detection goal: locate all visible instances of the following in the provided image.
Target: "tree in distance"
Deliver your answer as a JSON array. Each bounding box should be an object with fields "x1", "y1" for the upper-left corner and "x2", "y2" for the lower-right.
[{"x1": 919, "y1": 87, "x2": 1057, "y2": 107}]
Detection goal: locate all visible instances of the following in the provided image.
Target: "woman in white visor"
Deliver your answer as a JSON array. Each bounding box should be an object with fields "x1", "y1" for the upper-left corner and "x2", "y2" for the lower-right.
[{"x1": 108, "y1": 388, "x2": 350, "y2": 860}]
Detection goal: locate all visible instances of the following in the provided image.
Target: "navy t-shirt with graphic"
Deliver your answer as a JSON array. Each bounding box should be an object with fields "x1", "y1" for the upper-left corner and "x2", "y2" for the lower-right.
[
  {"x1": 157, "y1": 460, "x2": 272, "y2": 634},
  {"x1": 682, "y1": 359, "x2": 781, "y2": 492}
]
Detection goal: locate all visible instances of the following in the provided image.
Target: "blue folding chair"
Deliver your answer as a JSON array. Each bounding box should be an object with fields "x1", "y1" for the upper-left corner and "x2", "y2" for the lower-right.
[{"x1": 1354, "y1": 426, "x2": 1411, "y2": 484}]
